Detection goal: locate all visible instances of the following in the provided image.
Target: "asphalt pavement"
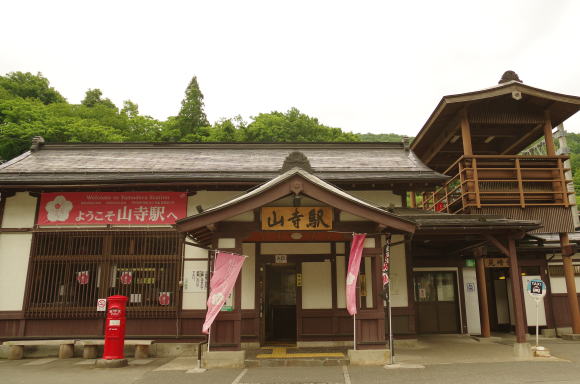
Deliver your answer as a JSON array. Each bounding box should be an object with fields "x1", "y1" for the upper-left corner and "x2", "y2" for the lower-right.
[{"x1": 1, "y1": 337, "x2": 580, "y2": 384}]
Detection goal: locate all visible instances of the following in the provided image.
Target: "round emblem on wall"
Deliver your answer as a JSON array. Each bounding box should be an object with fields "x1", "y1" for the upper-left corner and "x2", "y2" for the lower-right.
[
  {"x1": 77, "y1": 271, "x2": 89, "y2": 285},
  {"x1": 159, "y1": 292, "x2": 171, "y2": 306},
  {"x1": 120, "y1": 271, "x2": 133, "y2": 285}
]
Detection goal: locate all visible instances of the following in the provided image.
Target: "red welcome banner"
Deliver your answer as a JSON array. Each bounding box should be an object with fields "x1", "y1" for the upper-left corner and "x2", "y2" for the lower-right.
[{"x1": 37, "y1": 192, "x2": 187, "y2": 225}]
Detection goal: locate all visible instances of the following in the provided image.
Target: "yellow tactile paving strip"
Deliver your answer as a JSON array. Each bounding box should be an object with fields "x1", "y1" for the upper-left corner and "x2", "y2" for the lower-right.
[{"x1": 256, "y1": 346, "x2": 345, "y2": 359}]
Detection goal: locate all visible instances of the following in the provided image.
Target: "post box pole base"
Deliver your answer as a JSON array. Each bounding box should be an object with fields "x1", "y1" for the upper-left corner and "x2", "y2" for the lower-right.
[{"x1": 95, "y1": 358, "x2": 128, "y2": 368}]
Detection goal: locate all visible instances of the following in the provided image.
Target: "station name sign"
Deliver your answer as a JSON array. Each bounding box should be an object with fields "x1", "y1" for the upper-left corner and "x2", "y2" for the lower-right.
[
  {"x1": 37, "y1": 192, "x2": 187, "y2": 225},
  {"x1": 260, "y1": 206, "x2": 333, "y2": 231}
]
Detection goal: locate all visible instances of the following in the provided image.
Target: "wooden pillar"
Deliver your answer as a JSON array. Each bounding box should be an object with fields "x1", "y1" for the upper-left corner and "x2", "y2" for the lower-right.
[
  {"x1": 543, "y1": 111, "x2": 556, "y2": 156},
  {"x1": 560, "y1": 233, "x2": 580, "y2": 334},
  {"x1": 507, "y1": 238, "x2": 527, "y2": 343},
  {"x1": 410, "y1": 192, "x2": 417, "y2": 208},
  {"x1": 475, "y1": 252, "x2": 491, "y2": 337},
  {"x1": 460, "y1": 110, "x2": 473, "y2": 156},
  {"x1": 460, "y1": 110, "x2": 476, "y2": 208}
]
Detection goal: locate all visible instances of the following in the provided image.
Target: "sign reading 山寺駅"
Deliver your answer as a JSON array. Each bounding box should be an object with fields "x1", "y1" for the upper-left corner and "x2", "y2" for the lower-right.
[
  {"x1": 37, "y1": 192, "x2": 187, "y2": 225},
  {"x1": 261, "y1": 206, "x2": 333, "y2": 230}
]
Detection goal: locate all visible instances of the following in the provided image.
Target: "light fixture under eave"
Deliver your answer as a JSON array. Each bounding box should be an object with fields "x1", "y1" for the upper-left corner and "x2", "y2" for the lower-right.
[{"x1": 484, "y1": 136, "x2": 495, "y2": 143}]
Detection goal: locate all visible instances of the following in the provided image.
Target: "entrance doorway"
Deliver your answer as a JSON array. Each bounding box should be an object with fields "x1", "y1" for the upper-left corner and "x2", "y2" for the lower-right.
[
  {"x1": 414, "y1": 271, "x2": 460, "y2": 333},
  {"x1": 490, "y1": 268, "x2": 512, "y2": 332},
  {"x1": 264, "y1": 264, "x2": 297, "y2": 343}
]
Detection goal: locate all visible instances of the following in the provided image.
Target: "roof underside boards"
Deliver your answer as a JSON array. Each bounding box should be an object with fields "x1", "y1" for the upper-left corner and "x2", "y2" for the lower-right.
[
  {"x1": 0, "y1": 142, "x2": 447, "y2": 186},
  {"x1": 175, "y1": 167, "x2": 417, "y2": 235},
  {"x1": 411, "y1": 81, "x2": 580, "y2": 172},
  {"x1": 391, "y1": 207, "x2": 541, "y2": 234}
]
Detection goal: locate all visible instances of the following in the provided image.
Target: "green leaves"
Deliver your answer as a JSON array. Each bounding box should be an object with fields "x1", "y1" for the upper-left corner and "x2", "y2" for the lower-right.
[
  {"x1": 0, "y1": 72, "x2": 66, "y2": 104},
  {"x1": 174, "y1": 76, "x2": 209, "y2": 139},
  {"x1": 0, "y1": 72, "x2": 367, "y2": 162},
  {"x1": 242, "y1": 108, "x2": 358, "y2": 143}
]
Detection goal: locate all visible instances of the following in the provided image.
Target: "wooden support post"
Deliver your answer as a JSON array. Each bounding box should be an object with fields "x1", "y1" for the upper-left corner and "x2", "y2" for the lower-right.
[
  {"x1": 560, "y1": 233, "x2": 580, "y2": 334},
  {"x1": 410, "y1": 191, "x2": 417, "y2": 208},
  {"x1": 475, "y1": 251, "x2": 491, "y2": 337},
  {"x1": 543, "y1": 111, "x2": 556, "y2": 156},
  {"x1": 460, "y1": 110, "x2": 473, "y2": 156},
  {"x1": 508, "y1": 238, "x2": 527, "y2": 343}
]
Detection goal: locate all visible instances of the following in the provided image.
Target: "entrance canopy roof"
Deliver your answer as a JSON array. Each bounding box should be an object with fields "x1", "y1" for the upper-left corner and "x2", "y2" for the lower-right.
[{"x1": 175, "y1": 167, "x2": 417, "y2": 238}]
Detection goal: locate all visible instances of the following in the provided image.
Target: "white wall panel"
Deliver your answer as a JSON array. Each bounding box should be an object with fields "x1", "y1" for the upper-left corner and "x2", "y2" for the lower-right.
[
  {"x1": 187, "y1": 191, "x2": 253, "y2": 221},
  {"x1": 365, "y1": 257, "x2": 373, "y2": 308},
  {"x1": 0, "y1": 233, "x2": 32, "y2": 310},
  {"x1": 389, "y1": 235, "x2": 408, "y2": 307},
  {"x1": 241, "y1": 243, "x2": 255, "y2": 310},
  {"x1": 302, "y1": 261, "x2": 332, "y2": 309},
  {"x1": 462, "y1": 268, "x2": 481, "y2": 335},
  {"x1": 2, "y1": 192, "x2": 37, "y2": 228}
]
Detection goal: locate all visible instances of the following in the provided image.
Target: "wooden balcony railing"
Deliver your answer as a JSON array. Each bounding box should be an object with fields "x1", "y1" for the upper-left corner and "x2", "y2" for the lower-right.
[{"x1": 421, "y1": 155, "x2": 573, "y2": 214}]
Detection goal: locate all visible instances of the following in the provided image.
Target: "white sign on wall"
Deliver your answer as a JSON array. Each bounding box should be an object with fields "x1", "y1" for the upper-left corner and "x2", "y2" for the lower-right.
[
  {"x1": 184, "y1": 270, "x2": 208, "y2": 293},
  {"x1": 96, "y1": 298, "x2": 107, "y2": 312}
]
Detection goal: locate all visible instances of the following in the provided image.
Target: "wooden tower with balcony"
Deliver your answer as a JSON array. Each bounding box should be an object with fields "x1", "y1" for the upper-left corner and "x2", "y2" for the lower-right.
[{"x1": 411, "y1": 71, "x2": 580, "y2": 336}]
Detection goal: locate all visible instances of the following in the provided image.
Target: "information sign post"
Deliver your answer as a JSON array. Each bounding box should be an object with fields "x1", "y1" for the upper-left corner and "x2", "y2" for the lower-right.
[{"x1": 527, "y1": 279, "x2": 547, "y2": 349}]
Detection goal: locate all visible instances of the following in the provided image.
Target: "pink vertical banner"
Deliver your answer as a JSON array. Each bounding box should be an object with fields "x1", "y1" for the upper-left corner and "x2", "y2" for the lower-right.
[
  {"x1": 346, "y1": 233, "x2": 366, "y2": 316},
  {"x1": 202, "y1": 252, "x2": 246, "y2": 335},
  {"x1": 382, "y1": 234, "x2": 391, "y2": 287}
]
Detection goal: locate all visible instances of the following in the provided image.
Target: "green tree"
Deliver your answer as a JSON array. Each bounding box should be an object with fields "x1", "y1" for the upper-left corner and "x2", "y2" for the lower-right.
[
  {"x1": 174, "y1": 76, "x2": 209, "y2": 140},
  {"x1": 81, "y1": 88, "x2": 117, "y2": 109},
  {"x1": 0, "y1": 71, "x2": 66, "y2": 104},
  {"x1": 358, "y1": 132, "x2": 411, "y2": 142},
  {"x1": 241, "y1": 108, "x2": 359, "y2": 142}
]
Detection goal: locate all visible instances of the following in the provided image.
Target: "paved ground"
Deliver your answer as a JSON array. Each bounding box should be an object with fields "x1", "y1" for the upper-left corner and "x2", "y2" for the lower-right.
[{"x1": 2, "y1": 336, "x2": 580, "y2": 384}]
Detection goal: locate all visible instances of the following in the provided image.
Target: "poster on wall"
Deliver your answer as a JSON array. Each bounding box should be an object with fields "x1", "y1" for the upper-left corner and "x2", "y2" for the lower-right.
[
  {"x1": 37, "y1": 192, "x2": 187, "y2": 225},
  {"x1": 184, "y1": 270, "x2": 208, "y2": 293}
]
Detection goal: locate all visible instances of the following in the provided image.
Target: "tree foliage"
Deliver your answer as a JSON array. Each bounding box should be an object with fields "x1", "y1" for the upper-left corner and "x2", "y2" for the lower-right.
[
  {"x1": 0, "y1": 72, "x2": 65, "y2": 104},
  {"x1": 243, "y1": 108, "x2": 359, "y2": 142},
  {"x1": 174, "y1": 76, "x2": 209, "y2": 140},
  {"x1": 81, "y1": 88, "x2": 117, "y2": 109}
]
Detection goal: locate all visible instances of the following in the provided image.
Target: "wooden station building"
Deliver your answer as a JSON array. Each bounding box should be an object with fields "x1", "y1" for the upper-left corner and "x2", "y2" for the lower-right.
[{"x1": 0, "y1": 72, "x2": 579, "y2": 351}]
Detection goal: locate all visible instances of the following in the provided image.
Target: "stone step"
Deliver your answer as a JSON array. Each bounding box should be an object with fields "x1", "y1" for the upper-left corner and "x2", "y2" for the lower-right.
[{"x1": 245, "y1": 358, "x2": 349, "y2": 367}]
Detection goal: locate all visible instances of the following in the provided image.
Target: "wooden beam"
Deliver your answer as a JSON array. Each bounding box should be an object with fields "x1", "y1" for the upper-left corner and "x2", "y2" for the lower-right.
[
  {"x1": 461, "y1": 110, "x2": 473, "y2": 156},
  {"x1": 482, "y1": 234, "x2": 509, "y2": 257},
  {"x1": 560, "y1": 232, "x2": 580, "y2": 334},
  {"x1": 501, "y1": 122, "x2": 544, "y2": 155},
  {"x1": 423, "y1": 117, "x2": 461, "y2": 164}
]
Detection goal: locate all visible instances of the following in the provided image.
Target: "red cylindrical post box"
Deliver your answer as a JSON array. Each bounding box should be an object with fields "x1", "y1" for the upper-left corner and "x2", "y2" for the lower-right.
[{"x1": 103, "y1": 295, "x2": 128, "y2": 360}]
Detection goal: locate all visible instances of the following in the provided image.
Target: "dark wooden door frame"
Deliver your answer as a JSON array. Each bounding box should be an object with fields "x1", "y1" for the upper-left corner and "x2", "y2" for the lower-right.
[{"x1": 414, "y1": 270, "x2": 462, "y2": 334}]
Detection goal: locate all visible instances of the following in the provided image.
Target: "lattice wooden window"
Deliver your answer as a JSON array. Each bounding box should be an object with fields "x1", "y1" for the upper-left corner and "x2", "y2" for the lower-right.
[
  {"x1": 548, "y1": 264, "x2": 580, "y2": 277},
  {"x1": 25, "y1": 231, "x2": 183, "y2": 319}
]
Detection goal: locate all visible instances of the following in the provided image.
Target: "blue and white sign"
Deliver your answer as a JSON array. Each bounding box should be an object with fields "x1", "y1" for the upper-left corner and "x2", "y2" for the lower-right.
[{"x1": 527, "y1": 279, "x2": 547, "y2": 302}]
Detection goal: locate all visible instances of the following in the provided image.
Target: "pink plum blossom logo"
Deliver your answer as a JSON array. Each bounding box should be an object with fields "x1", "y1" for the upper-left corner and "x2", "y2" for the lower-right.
[{"x1": 45, "y1": 195, "x2": 73, "y2": 222}]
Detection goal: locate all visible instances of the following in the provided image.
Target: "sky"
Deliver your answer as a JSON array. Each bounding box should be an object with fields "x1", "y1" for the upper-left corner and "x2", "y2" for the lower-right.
[{"x1": 1, "y1": 0, "x2": 579, "y2": 137}]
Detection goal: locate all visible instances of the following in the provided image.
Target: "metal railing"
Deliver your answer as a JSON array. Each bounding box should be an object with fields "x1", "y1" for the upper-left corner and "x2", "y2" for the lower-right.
[{"x1": 422, "y1": 155, "x2": 573, "y2": 214}]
